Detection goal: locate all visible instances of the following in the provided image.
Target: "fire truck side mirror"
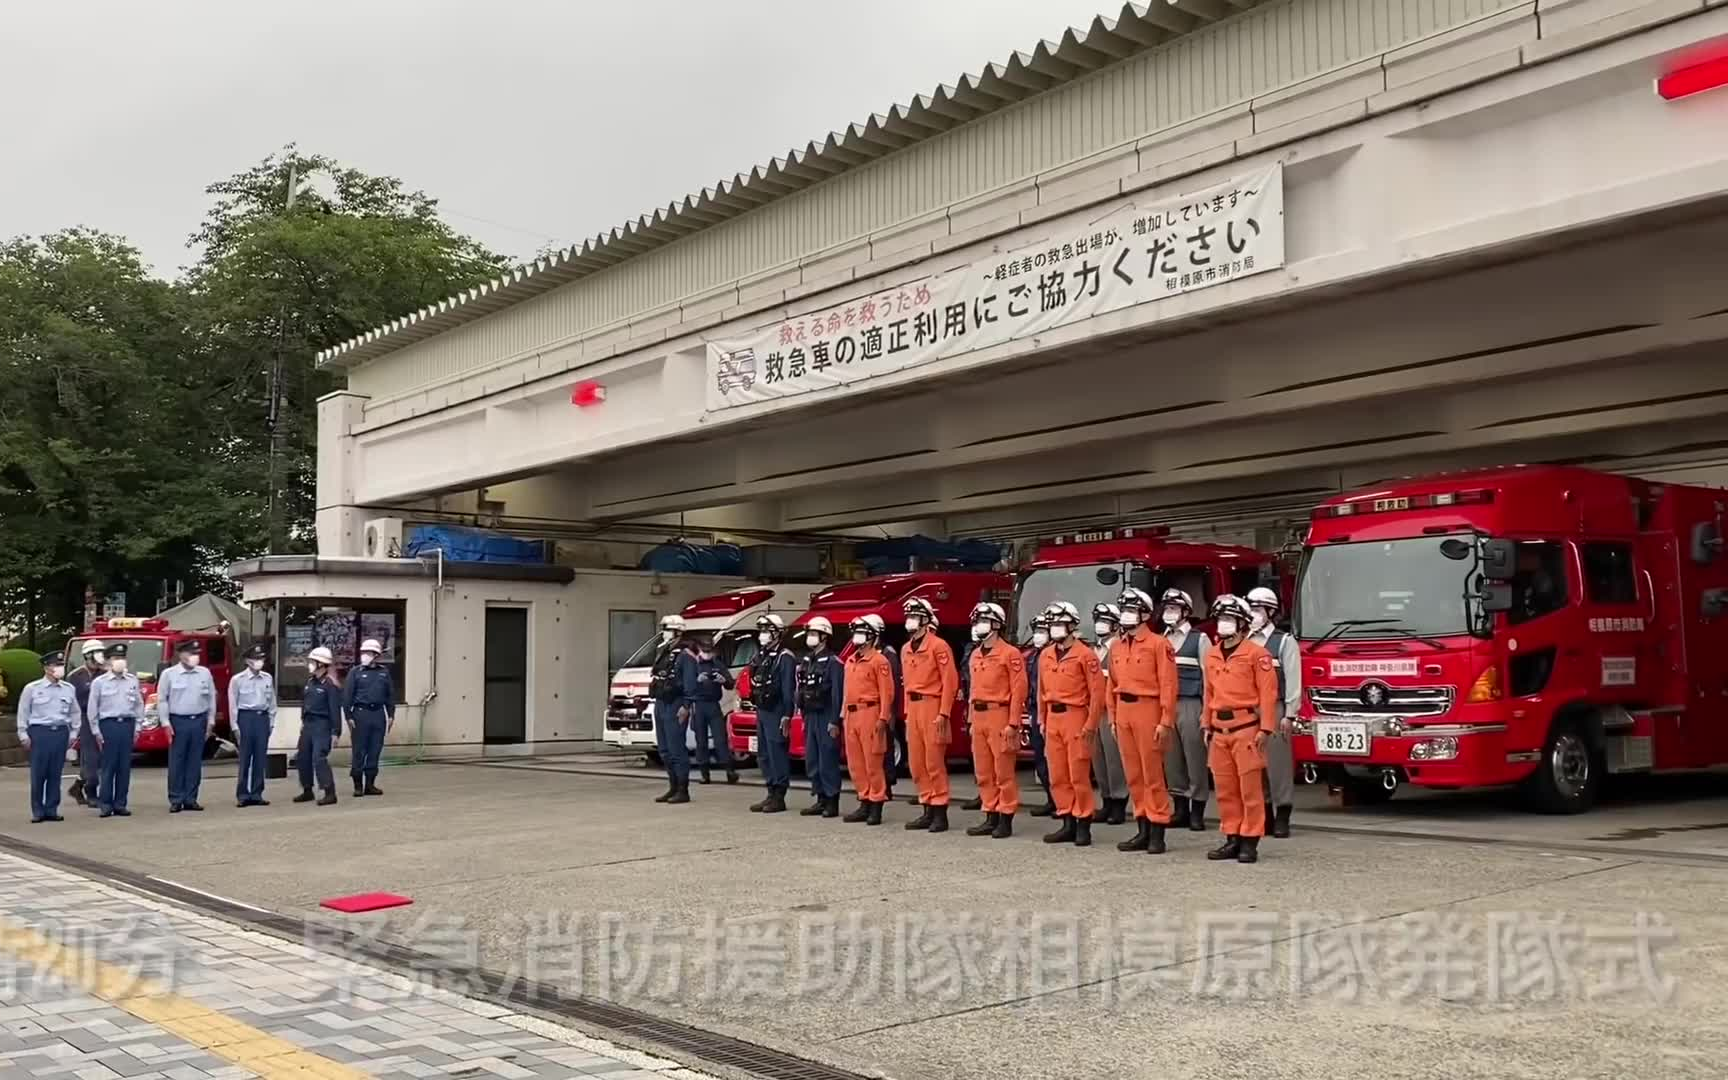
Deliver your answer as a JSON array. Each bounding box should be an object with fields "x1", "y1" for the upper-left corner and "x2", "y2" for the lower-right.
[
  {"x1": 1702, "y1": 589, "x2": 1728, "y2": 619},
  {"x1": 1690, "y1": 522, "x2": 1722, "y2": 565},
  {"x1": 1478, "y1": 581, "x2": 1514, "y2": 614},
  {"x1": 1480, "y1": 539, "x2": 1518, "y2": 581}
]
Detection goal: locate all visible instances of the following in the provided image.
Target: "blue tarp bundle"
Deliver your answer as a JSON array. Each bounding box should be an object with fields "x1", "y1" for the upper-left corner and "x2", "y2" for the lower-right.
[
  {"x1": 403, "y1": 525, "x2": 550, "y2": 565},
  {"x1": 638, "y1": 542, "x2": 746, "y2": 576},
  {"x1": 853, "y1": 536, "x2": 1002, "y2": 576}
]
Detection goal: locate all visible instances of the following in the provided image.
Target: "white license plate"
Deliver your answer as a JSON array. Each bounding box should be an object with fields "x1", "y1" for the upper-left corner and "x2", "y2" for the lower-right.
[
  {"x1": 747, "y1": 736, "x2": 759, "y2": 753},
  {"x1": 1314, "y1": 720, "x2": 1371, "y2": 756}
]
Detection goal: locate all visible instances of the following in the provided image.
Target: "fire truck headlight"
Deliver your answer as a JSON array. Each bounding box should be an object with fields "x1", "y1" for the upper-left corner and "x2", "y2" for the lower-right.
[{"x1": 1410, "y1": 737, "x2": 1459, "y2": 761}]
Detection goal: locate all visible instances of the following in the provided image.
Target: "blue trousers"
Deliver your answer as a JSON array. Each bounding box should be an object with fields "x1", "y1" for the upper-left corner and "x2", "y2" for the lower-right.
[
  {"x1": 654, "y1": 698, "x2": 689, "y2": 782},
  {"x1": 690, "y1": 701, "x2": 731, "y2": 770},
  {"x1": 349, "y1": 709, "x2": 386, "y2": 779},
  {"x1": 296, "y1": 715, "x2": 336, "y2": 792},
  {"x1": 97, "y1": 718, "x2": 136, "y2": 811},
  {"x1": 166, "y1": 714, "x2": 206, "y2": 807},
  {"x1": 235, "y1": 709, "x2": 271, "y2": 801},
  {"x1": 758, "y1": 709, "x2": 791, "y2": 790},
  {"x1": 27, "y1": 725, "x2": 69, "y2": 819},
  {"x1": 803, "y1": 710, "x2": 842, "y2": 799}
]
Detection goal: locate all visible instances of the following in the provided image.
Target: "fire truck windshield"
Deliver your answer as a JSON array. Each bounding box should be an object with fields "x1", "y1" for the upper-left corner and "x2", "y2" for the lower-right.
[
  {"x1": 1016, "y1": 562, "x2": 1154, "y2": 637},
  {"x1": 1294, "y1": 537, "x2": 1479, "y2": 641},
  {"x1": 67, "y1": 637, "x2": 166, "y2": 677}
]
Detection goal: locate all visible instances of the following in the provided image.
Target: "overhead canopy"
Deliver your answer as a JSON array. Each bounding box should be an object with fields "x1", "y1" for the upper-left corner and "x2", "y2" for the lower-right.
[{"x1": 157, "y1": 593, "x2": 256, "y2": 652}]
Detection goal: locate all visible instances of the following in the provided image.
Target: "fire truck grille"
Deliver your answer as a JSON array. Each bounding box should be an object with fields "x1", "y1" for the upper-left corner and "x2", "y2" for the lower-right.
[{"x1": 1309, "y1": 685, "x2": 1454, "y2": 717}]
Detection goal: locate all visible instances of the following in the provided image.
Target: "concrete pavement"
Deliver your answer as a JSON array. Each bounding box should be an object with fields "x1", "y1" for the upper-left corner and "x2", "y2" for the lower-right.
[{"x1": 1, "y1": 756, "x2": 1725, "y2": 1079}]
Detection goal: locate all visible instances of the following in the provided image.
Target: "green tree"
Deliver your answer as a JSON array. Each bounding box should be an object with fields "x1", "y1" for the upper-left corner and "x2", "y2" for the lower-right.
[{"x1": 185, "y1": 147, "x2": 507, "y2": 552}]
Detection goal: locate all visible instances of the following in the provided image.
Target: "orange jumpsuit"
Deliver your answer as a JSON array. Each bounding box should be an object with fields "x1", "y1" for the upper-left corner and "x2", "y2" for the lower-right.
[
  {"x1": 843, "y1": 648, "x2": 897, "y2": 804},
  {"x1": 968, "y1": 641, "x2": 1029, "y2": 815},
  {"x1": 1038, "y1": 641, "x2": 1107, "y2": 820},
  {"x1": 1202, "y1": 639, "x2": 1280, "y2": 839},
  {"x1": 901, "y1": 631, "x2": 960, "y2": 807},
  {"x1": 1107, "y1": 628, "x2": 1179, "y2": 825}
]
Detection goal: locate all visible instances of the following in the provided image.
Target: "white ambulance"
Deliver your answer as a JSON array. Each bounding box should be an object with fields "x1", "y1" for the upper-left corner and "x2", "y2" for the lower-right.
[{"x1": 603, "y1": 584, "x2": 824, "y2": 762}]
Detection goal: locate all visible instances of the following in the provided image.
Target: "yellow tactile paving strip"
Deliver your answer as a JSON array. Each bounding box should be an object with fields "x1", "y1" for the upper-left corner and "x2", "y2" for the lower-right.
[{"x1": 0, "y1": 917, "x2": 368, "y2": 1079}]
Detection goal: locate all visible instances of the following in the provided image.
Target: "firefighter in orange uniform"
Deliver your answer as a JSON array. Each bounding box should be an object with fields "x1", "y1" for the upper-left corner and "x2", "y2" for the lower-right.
[
  {"x1": 1201, "y1": 595, "x2": 1280, "y2": 864},
  {"x1": 900, "y1": 597, "x2": 960, "y2": 834},
  {"x1": 841, "y1": 616, "x2": 897, "y2": 827},
  {"x1": 964, "y1": 602, "x2": 1027, "y2": 840},
  {"x1": 1107, "y1": 588, "x2": 1179, "y2": 855},
  {"x1": 1038, "y1": 602, "x2": 1108, "y2": 848}
]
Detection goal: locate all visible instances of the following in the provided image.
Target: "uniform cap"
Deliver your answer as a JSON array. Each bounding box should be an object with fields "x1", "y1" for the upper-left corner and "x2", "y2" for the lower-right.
[
  {"x1": 805, "y1": 616, "x2": 834, "y2": 637},
  {"x1": 244, "y1": 643, "x2": 267, "y2": 660},
  {"x1": 307, "y1": 646, "x2": 335, "y2": 665},
  {"x1": 81, "y1": 639, "x2": 106, "y2": 657},
  {"x1": 40, "y1": 651, "x2": 65, "y2": 668},
  {"x1": 107, "y1": 643, "x2": 129, "y2": 658},
  {"x1": 177, "y1": 639, "x2": 202, "y2": 655},
  {"x1": 359, "y1": 639, "x2": 383, "y2": 654}
]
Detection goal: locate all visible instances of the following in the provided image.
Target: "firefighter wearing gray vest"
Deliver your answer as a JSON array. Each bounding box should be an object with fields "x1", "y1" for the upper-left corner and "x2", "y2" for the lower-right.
[
  {"x1": 1160, "y1": 588, "x2": 1212, "y2": 832},
  {"x1": 1087, "y1": 602, "x2": 1129, "y2": 826},
  {"x1": 1247, "y1": 586, "x2": 1301, "y2": 838}
]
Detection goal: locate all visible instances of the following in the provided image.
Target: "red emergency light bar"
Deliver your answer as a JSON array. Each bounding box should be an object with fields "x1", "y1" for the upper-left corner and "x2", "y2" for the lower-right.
[
  {"x1": 570, "y1": 380, "x2": 607, "y2": 407},
  {"x1": 1312, "y1": 488, "x2": 1494, "y2": 519},
  {"x1": 1047, "y1": 525, "x2": 1171, "y2": 545},
  {"x1": 92, "y1": 617, "x2": 170, "y2": 632},
  {"x1": 682, "y1": 588, "x2": 775, "y2": 618},
  {"x1": 1657, "y1": 53, "x2": 1728, "y2": 101}
]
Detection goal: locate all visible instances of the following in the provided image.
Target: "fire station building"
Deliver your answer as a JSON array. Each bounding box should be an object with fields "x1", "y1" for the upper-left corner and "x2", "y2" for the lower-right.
[{"x1": 237, "y1": 0, "x2": 1728, "y2": 753}]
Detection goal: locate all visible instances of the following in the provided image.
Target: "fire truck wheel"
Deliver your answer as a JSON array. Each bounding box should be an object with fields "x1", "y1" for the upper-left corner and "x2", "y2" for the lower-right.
[{"x1": 1525, "y1": 717, "x2": 1601, "y2": 814}]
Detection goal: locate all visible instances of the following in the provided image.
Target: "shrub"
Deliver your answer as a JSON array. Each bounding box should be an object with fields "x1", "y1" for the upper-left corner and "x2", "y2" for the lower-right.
[{"x1": 0, "y1": 649, "x2": 46, "y2": 705}]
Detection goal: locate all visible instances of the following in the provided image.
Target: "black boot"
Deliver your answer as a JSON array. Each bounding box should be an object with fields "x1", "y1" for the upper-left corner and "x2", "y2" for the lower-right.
[
  {"x1": 1074, "y1": 819, "x2": 1093, "y2": 847},
  {"x1": 967, "y1": 812, "x2": 1000, "y2": 837},
  {"x1": 353, "y1": 777, "x2": 365, "y2": 797},
  {"x1": 656, "y1": 780, "x2": 679, "y2": 804},
  {"x1": 1265, "y1": 804, "x2": 1276, "y2": 836},
  {"x1": 962, "y1": 796, "x2": 983, "y2": 811},
  {"x1": 799, "y1": 794, "x2": 827, "y2": 816},
  {"x1": 991, "y1": 812, "x2": 1014, "y2": 839},
  {"x1": 821, "y1": 795, "x2": 841, "y2": 819},
  {"x1": 1272, "y1": 805, "x2": 1293, "y2": 839},
  {"x1": 1237, "y1": 836, "x2": 1261, "y2": 863},
  {"x1": 699, "y1": 767, "x2": 712, "y2": 785},
  {"x1": 1091, "y1": 800, "x2": 1111, "y2": 824},
  {"x1": 748, "y1": 789, "x2": 771, "y2": 811},
  {"x1": 69, "y1": 780, "x2": 86, "y2": 807},
  {"x1": 1147, "y1": 823, "x2": 1168, "y2": 855},
  {"x1": 928, "y1": 805, "x2": 950, "y2": 834},
  {"x1": 726, "y1": 767, "x2": 740, "y2": 784},
  {"x1": 1117, "y1": 818, "x2": 1152, "y2": 852},
  {"x1": 906, "y1": 793, "x2": 922, "y2": 806},
  {"x1": 1106, "y1": 798, "x2": 1127, "y2": 826},
  {"x1": 293, "y1": 788, "x2": 316, "y2": 804},
  {"x1": 762, "y1": 788, "x2": 788, "y2": 814},
  {"x1": 844, "y1": 801, "x2": 871, "y2": 823},
  {"x1": 905, "y1": 807, "x2": 933, "y2": 831},
  {"x1": 1169, "y1": 795, "x2": 1191, "y2": 829},
  {"x1": 317, "y1": 790, "x2": 338, "y2": 806},
  {"x1": 667, "y1": 781, "x2": 690, "y2": 805},
  {"x1": 1207, "y1": 835, "x2": 1242, "y2": 861},
  {"x1": 1043, "y1": 816, "x2": 1077, "y2": 844},
  {"x1": 1029, "y1": 791, "x2": 1056, "y2": 818},
  {"x1": 1188, "y1": 799, "x2": 1208, "y2": 832},
  {"x1": 865, "y1": 801, "x2": 884, "y2": 826}
]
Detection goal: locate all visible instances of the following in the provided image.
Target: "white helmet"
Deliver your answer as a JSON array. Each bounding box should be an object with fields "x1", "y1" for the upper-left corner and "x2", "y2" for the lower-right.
[
  {"x1": 861, "y1": 613, "x2": 887, "y2": 634},
  {"x1": 1160, "y1": 588, "x2": 1193, "y2": 614},
  {"x1": 1044, "y1": 601, "x2": 1081, "y2": 626},
  {"x1": 1210, "y1": 594, "x2": 1253, "y2": 625},
  {"x1": 903, "y1": 597, "x2": 938, "y2": 625},
  {"x1": 81, "y1": 639, "x2": 106, "y2": 658},
  {"x1": 850, "y1": 616, "x2": 882, "y2": 642},
  {"x1": 359, "y1": 639, "x2": 383, "y2": 655},
  {"x1": 1117, "y1": 588, "x2": 1155, "y2": 615},
  {"x1": 1246, "y1": 586, "x2": 1281, "y2": 612},
  {"x1": 307, "y1": 646, "x2": 335, "y2": 666},
  {"x1": 756, "y1": 613, "x2": 785, "y2": 633},
  {"x1": 660, "y1": 614, "x2": 685, "y2": 632},
  {"x1": 969, "y1": 601, "x2": 1007, "y2": 627},
  {"x1": 805, "y1": 616, "x2": 835, "y2": 638},
  {"x1": 1091, "y1": 602, "x2": 1122, "y2": 625}
]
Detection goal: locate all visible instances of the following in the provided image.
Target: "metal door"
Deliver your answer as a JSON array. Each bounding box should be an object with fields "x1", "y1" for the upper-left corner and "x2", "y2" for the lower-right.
[{"x1": 484, "y1": 607, "x2": 528, "y2": 744}]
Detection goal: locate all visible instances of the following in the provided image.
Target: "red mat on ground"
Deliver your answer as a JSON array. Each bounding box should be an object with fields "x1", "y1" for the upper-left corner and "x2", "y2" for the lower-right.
[{"x1": 320, "y1": 892, "x2": 414, "y2": 914}]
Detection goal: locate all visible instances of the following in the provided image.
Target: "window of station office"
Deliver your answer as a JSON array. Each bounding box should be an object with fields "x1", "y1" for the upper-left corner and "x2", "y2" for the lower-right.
[{"x1": 270, "y1": 599, "x2": 407, "y2": 704}]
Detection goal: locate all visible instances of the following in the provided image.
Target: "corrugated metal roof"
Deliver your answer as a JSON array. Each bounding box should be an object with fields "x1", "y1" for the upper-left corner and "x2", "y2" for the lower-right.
[{"x1": 317, "y1": 1, "x2": 1264, "y2": 369}]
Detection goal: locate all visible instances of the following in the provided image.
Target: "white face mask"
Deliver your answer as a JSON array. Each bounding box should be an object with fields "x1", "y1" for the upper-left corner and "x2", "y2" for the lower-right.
[
  {"x1": 246, "y1": 659, "x2": 264, "y2": 672},
  {"x1": 1051, "y1": 624, "x2": 1070, "y2": 642},
  {"x1": 110, "y1": 660, "x2": 128, "y2": 674},
  {"x1": 904, "y1": 617, "x2": 923, "y2": 634},
  {"x1": 1251, "y1": 610, "x2": 1271, "y2": 632},
  {"x1": 661, "y1": 630, "x2": 676, "y2": 643},
  {"x1": 181, "y1": 655, "x2": 198, "y2": 668},
  {"x1": 1162, "y1": 609, "x2": 1182, "y2": 627},
  {"x1": 87, "y1": 654, "x2": 104, "y2": 667},
  {"x1": 1031, "y1": 631, "x2": 1050, "y2": 648},
  {"x1": 852, "y1": 631, "x2": 870, "y2": 647},
  {"x1": 46, "y1": 664, "x2": 65, "y2": 680},
  {"x1": 1093, "y1": 621, "x2": 1114, "y2": 638},
  {"x1": 698, "y1": 650, "x2": 714, "y2": 661},
  {"x1": 1216, "y1": 618, "x2": 1240, "y2": 639},
  {"x1": 1119, "y1": 610, "x2": 1141, "y2": 628},
  {"x1": 360, "y1": 652, "x2": 378, "y2": 666},
  {"x1": 757, "y1": 631, "x2": 773, "y2": 646},
  {"x1": 805, "y1": 632, "x2": 823, "y2": 649},
  {"x1": 971, "y1": 621, "x2": 992, "y2": 641}
]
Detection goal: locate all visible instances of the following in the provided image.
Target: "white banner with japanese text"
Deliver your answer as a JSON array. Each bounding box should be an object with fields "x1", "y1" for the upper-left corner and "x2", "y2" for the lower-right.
[{"x1": 705, "y1": 164, "x2": 1283, "y2": 412}]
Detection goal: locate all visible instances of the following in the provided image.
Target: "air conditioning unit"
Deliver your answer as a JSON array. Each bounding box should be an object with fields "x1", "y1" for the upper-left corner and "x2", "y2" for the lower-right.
[{"x1": 363, "y1": 517, "x2": 406, "y2": 558}]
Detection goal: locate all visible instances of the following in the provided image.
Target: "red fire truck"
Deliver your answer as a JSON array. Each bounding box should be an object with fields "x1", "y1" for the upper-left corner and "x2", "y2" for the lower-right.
[
  {"x1": 728, "y1": 570, "x2": 1014, "y2": 768},
  {"x1": 66, "y1": 616, "x2": 244, "y2": 755},
  {"x1": 1293, "y1": 465, "x2": 1728, "y2": 813}
]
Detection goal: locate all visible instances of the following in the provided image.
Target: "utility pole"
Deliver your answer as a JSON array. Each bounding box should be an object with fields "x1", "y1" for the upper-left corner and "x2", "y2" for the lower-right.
[{"x1": 264, "y1": 164, "x2": 298, "y2": 555}]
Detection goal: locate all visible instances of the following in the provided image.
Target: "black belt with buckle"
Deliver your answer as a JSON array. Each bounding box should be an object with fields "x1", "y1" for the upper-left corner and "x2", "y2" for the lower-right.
[
  {"x1": 847, "y1": 702, "x2": 879, "y2": 713},
  {"x1": 1117, "y1": 692, "x2": 1141, "y2": 703},
  {"x1": 1049, "y1": 703, "x2": 1068, "y2": 714},
  {"x1": 909, "y1": 692, "x2": 929, "y2": 702},
  {"x1": 1218, "y1": 718, "x2": 1261, "y2": 734},
  {"x1": 972, "y1": 700, "x2": 1005, "y2": 710}
]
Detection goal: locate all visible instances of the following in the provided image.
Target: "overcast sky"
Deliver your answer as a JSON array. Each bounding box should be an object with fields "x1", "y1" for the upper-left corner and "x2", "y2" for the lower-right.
[{"x1": 3, "y1": 0, "x2": 1113, "y2": 279}]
